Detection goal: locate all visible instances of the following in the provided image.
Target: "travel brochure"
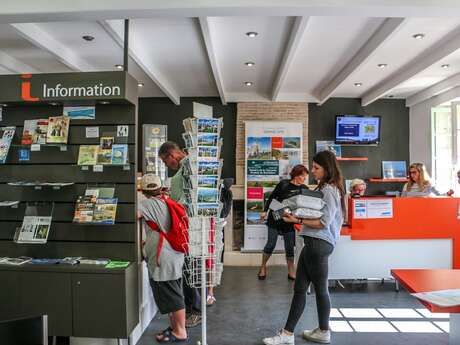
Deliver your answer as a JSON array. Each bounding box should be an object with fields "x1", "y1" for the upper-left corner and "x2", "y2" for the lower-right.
[
  {"x1": 143, "y1": 124, "x2": 167, "y2": 179},
  {"x1": 181, "y1": 116, "x2": 223, "y2": 217},
  {"x1": 77, "y1": 140, "x2": 129, "y2": 166},
  {"x1": 0, "y1": 126, "x2": 16, "y2": 164},
  {"x1": 73, "y1": 187, "x2": 117, "y2": 225},
  {"x1": 63, "y1": 106, "x2": 96, "y2": 120},
  {"x1": 16, "y1": 216, "x2": 52, "y2": 244},
  {"x1": 0, "y1": 256, "x2": 129, "y2": 268},
  {"x1": 21, "y1": 119, "x2": 49, "y2": 145},
  {"x1": 46, "y1": 116, "x2": 70, "y2": 144}
]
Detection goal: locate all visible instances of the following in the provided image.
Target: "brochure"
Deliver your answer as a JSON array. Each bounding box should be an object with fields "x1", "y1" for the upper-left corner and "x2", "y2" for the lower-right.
[
  {"x1": 63, "y1": 106, "x2": 95, "y2": 120},
  {"x1": 17, "y1": 216, "x2": 52, "y2": 244},
  {"x1": 0, "y1": 126, "x2": 16, "y2": 164},
  {"x1": 21, "y1": 119, "x2": 39, "y2": 145},
  {"x1": 92, "y1": 198, "x2": 118, "y2": 224},
  {"x1": 79, "y1": 258, "x2": 111, "y2": 265},
  {"x1": 1, "y1": 256, "x2": 32, "y2": 265},
  {"x1": 106, "y1": 260, "x2": 130, "y2": 269},
  {"x1": 73, "y1": 196, "x2": 96, "y2": 223},
  {"x1": 0, "y1": 201, "x2": 19, "y2": 207},
  {"x1": 100, "y1": 136, "x2": 114, "y2": 150},
  {"x1": 46, "y1": 116, "x2": 70, "y2": 144},
  {"x1": 96, "y1": 148, "x2": 112, "y2": 165},
  {"x1": 77, "y1": 145, "x2": 99, "y2": 165},
  {"x1": 111, "y1": 144, "x2": 128, "y2": 165}
]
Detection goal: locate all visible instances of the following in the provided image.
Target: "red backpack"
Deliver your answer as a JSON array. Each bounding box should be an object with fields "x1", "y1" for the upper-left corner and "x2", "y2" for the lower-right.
[{"x1": 146, "y1": 195, "x2": 189, "y2": 265}]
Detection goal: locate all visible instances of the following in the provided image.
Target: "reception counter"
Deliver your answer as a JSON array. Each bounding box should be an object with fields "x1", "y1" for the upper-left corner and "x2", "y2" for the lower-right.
[{"x1": 329, "y1": 197, "x2": 459, "y2": 279}]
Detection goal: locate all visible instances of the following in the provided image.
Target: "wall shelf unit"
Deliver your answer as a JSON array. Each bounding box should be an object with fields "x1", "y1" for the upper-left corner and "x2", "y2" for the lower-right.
[{"x1": 368, "y1": 178, "x2": 408, "y2": 183}]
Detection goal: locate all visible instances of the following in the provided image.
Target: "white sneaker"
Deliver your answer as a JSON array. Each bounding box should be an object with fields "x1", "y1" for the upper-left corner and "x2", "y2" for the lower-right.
[
  {"x1": 302, "y1": 328, "x2": 330, "y2": 344},
  {"x1": 263, "y1": 330, "x2": 295, "y2": 345}
]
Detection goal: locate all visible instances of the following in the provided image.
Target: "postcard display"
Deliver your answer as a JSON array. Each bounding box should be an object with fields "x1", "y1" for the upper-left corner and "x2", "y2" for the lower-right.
[
  {"x1": 0, "y1": 72, "x2": 139, "y2": 340},
  {"x1": 244, "y1": 121, "x2": 303, "y2": 251},
  {"x1": 182, "y1": 116, "x2": 225, "y2": 344},
  {"x1": 142, "y1": 124, "x2": 167, "y2": 180}
]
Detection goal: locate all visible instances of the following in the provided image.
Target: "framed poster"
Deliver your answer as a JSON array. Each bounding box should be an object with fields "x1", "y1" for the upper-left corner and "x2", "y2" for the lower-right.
[
  {"x1": 243, "y1": 121, "x2": 303, "y2": 251},
  {"x1": 142, "y1": 124, "x2": 167, "y2": 181}
]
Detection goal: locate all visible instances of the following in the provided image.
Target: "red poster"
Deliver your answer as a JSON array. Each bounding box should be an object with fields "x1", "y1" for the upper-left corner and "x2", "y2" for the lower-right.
[
  {"x1": 247, "y1": 187, "x2": 264, "y2": 199},
  {"x1": 271, "y1": 136, "x2": 283, "y2": 149}
]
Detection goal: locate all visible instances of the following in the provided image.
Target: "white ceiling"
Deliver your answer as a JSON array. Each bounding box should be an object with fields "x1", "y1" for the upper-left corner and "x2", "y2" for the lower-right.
[{"x1": 0, "y1": 1, "x2": 460, "y2": 106}]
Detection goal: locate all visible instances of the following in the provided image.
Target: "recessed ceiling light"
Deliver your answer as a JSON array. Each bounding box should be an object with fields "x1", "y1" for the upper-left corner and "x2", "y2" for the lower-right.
[
  {"x1": 378, "y1": 64, "x2": 388, "y2": 69},
  {"x1": 138, "y1": 82, "x2": 144, "y2": 87},
  {"x1": 245, "y1": 62, "x2": 255, "y2": 67},
  {"x1": 99, "y1": 101, "x2": 110, "y2": 105},
  {"x1": 244, "y1": 81, "x2": 253, "y2": 86},
  {"x1": 441, "y1": 64, "x2": 450, "y2": 69},
  {"x1": 246, "y1": 32, "x2": 258, "y2": 38},
  {"x1": 82, "y1": 35, "x2": 95, "y2": 42},
  {"x1": 412, "y1": 33, "x2": 425, "y2": 40},
  {"x1": 49, "y1": 102, "x2": 59, "y2": 106},
  {"x1": 115, "y1": 64, "x2": 123, "y2": 70},
  {"x1": 354, "y1": 82, "x2": 363, "y2": 87},
  {"x1": 0, "y1": 103, "x2": 7, "y2": 107}
]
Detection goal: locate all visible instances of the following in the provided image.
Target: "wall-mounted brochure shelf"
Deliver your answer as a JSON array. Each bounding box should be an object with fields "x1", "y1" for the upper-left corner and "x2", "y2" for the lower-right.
[{"x1": 368, "y1": 178, "x2": 408, "y2": 183}]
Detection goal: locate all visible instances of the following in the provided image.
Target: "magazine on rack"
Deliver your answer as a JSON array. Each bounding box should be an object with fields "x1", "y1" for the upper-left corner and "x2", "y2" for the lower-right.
[
  {"x1": 111, "y1": 144, "x2": 128, "y2": 165},
  {"x1": 16, "y1": 216, "x2": 52, "y2": 244},
  {"x1": 1, "y1": 256, "x2": 32, "y2": 265},
  {"x1": 92, "y1": 198, "x2": 118, "y2": 224},
  {"x1": 77, "y1": 145, "x2": 99, "y2": 165},
  {"x1": 46, "y1": 116, "x2": 70, "y2": 144},
  {"x1": 0, "y1": 126, "x2": 16, "y2": 164},
  {"x1": 73, "y1": 196, "x2": 96, "y2": 223},
  {"x1": 21, "y1": 119, "x2": 48, "y2": 145}
]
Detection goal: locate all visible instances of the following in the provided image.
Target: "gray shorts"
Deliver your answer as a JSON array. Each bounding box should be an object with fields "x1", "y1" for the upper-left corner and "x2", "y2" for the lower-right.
[{"x1": 150, "y1": 278, "x2": 185, "y2": 314}]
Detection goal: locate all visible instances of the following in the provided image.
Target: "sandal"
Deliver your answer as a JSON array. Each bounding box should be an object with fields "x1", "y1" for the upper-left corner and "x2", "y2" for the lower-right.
[
  {"x1": 206, "y1": 295, "x2": 216, "y2": 306},
  {"x1": 157, "y1": 332, "x2": 188, "y2": 343},
  {"x1": 288, "y1": 275, "x2": 296, "y2": 281},
  {"x1": 156, "y1": 327, "x2": 172, "y2": 341},
  {"x1": 258, "y1": 267, "x2": 267, "y2": 280}
]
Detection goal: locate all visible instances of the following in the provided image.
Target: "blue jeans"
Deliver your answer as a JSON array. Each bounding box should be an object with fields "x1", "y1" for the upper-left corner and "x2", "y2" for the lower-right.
[{"x1": 263, "y1": 226, "x2": 295, "y2": 259}]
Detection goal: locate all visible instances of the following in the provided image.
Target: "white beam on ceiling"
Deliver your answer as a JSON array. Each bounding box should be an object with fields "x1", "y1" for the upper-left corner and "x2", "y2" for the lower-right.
[
  {"x1": 11, "y1": 23, "x2": 96, "y2": 71},
  {"x1": 100, "y1": 20, "x2": 180, "y2": 105},
  {"x1": 272, "y1": 16, "x2": 309, "y2": 101},
  {"x1": 2, "y1": 1, "x2": 460, "y2": 23},
  {"x1": 199, "y1": 17, "x2": 226, "y2": 105},
  {"x1": 406, "y1": 72, "x2": 460, "y2": 107},
  {"x1": 362, "y1": 26, "x2": 460, "y2": 106},
  {"x1": 0, "y1": 50, "x2": 41, "y2": 74},
  {"x1": 317, "y1": 18, "x2": 406, "y2": 105}
]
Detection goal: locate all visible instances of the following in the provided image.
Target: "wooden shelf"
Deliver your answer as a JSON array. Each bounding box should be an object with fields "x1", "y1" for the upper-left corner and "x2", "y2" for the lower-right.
[
  {"x1": 337, "y1": 157, "x2": 368, "y2": 161},
  {"x1": 368, "y1": 178, "x2": 408, "y2": 183}
]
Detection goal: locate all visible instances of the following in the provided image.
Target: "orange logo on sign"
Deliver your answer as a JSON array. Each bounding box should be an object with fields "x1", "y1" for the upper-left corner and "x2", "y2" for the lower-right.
[{"x1": 21, "y1": 74, "x2": 39, "y2": 102}]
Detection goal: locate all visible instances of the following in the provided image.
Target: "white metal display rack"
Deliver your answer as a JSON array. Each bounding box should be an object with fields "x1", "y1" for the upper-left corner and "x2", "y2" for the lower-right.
[{"x1": 181, "y1": 116, "x2": 224, "y2": 345}]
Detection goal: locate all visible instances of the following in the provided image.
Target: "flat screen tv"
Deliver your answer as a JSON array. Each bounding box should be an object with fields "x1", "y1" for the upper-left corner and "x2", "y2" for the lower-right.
[{"x1": 335, "y1": 115, "x2": 381, "y2": 145}]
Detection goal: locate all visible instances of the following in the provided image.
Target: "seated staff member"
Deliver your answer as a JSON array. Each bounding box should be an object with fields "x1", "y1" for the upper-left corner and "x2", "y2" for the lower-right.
[
  {"x1": 401, "y1": 163, "x2": 440, "y2": 197},
  {"x1": 350, "y1": 178, "x2": 366, "y2": 197},
  {"x1": 258, "y1": 164, "x2": 310, "y2": 281},
  {"x1": 137, "y1": 174, "x2": 187, "y2": 343}
]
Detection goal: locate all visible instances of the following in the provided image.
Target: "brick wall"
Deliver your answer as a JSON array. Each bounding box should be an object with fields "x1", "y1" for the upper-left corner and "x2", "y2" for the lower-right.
[{"x1": 236, "y1": 102, "x2": 309, "y2": 185}]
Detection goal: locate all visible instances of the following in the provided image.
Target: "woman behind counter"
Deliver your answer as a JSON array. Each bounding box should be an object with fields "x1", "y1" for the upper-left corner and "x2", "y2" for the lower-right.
[{"x1": 401, "y1": 163, "x2": 440, "y2": 197}]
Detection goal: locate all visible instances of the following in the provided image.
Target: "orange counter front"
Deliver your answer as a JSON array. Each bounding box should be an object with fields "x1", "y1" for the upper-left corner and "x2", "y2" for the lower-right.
[{"x1": 346, "y1": 197, "x2": 460, "y2": 268}]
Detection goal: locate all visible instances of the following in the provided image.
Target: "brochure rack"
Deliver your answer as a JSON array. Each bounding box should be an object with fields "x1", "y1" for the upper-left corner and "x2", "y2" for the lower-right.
[
  {"x1": 0, "y1": 72, "x2": 139, "y2": 341},
  {"x1": 181, "y1": 116, "x2": 224, "y2": 345}
]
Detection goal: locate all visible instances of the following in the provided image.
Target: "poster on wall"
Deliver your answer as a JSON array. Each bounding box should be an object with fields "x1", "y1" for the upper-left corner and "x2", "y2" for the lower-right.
[{"x1": 243, "y1": 121, "x2": 303, "y2": 251}]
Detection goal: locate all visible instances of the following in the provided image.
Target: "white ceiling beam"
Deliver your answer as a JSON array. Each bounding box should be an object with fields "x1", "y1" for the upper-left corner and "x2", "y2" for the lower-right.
[
  {"x1": 198, "y1": 17, "x2": 226, "y2": 105},
  {"x1": 100, "y1": 20, "x2": 180, "y2": 105},
  {"x1": 0, "y1": 50, "x2": 41, "y2": 74},
  {"x1": 11, "y1": 23, "x2": 97, "y2": 71},
  {"x1": 1, "y1": 1, "x2": 460, "y2": 23},
  {"x1": 406, "y1": 72, "x2": 460, "y2": 107},
  {"x1": 317, "y1": 18, "x2": 406, "y2": 105},
  {"x1": 272, "y1": 16, "x2": 309, "y2": 101},
  {"x1": 362, "y1": 26, "x2": 460, "y2": 106}
]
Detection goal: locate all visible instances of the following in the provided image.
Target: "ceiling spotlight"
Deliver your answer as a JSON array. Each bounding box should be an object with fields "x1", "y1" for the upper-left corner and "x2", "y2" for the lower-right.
[
  {"x1": 137, "y1": 82, "x2": 144, "y2": 87},
  {"x1": 412, "y1": 33, "x2": 425, "y2": 40},
  {"x1": 49, "y1": 102, "x2": 59, "y2": 106},
  {"x1": 245, "y1": 62, "x2": 255, "y2": 67},
  {"x1": 354, "y1": 82, "x2": 363, "y2": 87},
  {"x1": 82, "y1": 35, "x2": 95, "y2": 42},
  {"x1": 99, "y1": 101, "x2": 110, "y2": 105},
  {"x1": 441, "y1": 64, "x2": 450, "y2": 69},
  {"x1": 378, "y1": 64, "x2": 388, "y2": 69},
  {"x1": 115, "y1": 64, "x2": 123, "y2": 70},
  {"x1": 246, "y1": 32, "x2": 258, "y2": 38},
  {"x1": 244, "y1": 81, "x2": 253, "y2": 86}
]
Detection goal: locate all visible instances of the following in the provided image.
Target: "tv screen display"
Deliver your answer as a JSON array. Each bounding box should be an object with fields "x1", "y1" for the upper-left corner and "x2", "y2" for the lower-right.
[{"x1": 335, "y1": 115, "x2": 381, "y2": 145}]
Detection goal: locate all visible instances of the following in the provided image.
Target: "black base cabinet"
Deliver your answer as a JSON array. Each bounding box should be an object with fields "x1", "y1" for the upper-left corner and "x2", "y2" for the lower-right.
[{"x1": 0, "y1": 264, "x2": 138, "y2": 338}]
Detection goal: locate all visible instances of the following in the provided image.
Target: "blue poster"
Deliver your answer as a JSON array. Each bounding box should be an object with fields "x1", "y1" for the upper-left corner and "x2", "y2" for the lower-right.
[{"x1": 19, "y1": 149, "x2": 30, "y2": 161}]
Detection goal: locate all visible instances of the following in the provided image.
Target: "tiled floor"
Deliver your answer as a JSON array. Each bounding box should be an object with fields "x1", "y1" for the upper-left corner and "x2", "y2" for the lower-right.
[{"x1": 138, "y1": 267, "x2": 449, "y2": 345}]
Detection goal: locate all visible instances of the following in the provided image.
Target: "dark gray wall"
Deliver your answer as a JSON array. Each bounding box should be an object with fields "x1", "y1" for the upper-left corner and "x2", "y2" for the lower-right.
[
  {"x1": 309, "y1": 98, "x2": 410, "y2": 195},
  {"x1": 138, "y1": 97, "x2": 236, "y2": 179}
]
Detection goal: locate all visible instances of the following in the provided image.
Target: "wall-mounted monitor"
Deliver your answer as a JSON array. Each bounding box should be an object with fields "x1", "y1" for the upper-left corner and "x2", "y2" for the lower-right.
[{"x1": 335, "y1": 115, "x2": 381, "y2": 145}]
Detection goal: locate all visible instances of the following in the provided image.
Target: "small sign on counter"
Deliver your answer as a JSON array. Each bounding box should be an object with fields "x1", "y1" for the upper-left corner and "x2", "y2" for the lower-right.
[{"x1": 353, "y1": 198, "x2": 393, "y2": 219}]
